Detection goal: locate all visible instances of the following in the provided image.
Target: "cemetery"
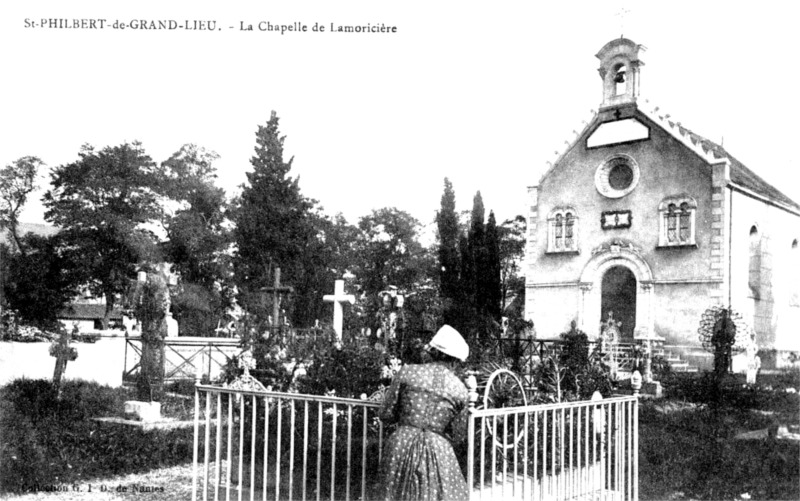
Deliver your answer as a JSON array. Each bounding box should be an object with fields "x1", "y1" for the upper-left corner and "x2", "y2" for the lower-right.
[
  {"x1": 1, "y1": 35, "x2": 799, "y2": 499},
  {"x1": 0, "y1": 266, "x2": 798, "y2": 499}
]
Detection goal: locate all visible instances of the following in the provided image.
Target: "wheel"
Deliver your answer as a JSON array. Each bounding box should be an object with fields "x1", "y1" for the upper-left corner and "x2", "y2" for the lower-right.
[{"x1": 481, "y1": 368, "x2": 528, "y2": 450}]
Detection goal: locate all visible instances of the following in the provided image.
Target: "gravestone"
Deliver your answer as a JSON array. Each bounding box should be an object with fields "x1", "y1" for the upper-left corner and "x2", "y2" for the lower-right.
[
  {"x1": 165, "y1": 311, "x2": 179, "y2": 337},
  {"x1": 50, "y1": 326, "x2": 78, "y2": 395},
  {"x1": 746, "y1": 345, "x2": 761, "y2": 385},
  {"x1": 261, "y1": 267, "x2": 293, "y2": 339},
  {"x1": 323, "y1": 280, "x2": 355, "y2": 342}
]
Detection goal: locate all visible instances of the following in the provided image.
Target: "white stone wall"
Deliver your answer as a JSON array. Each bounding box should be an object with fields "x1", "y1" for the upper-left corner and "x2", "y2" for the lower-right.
[
  {"x1": 0, "y1": 337, "x2": 126, "y2": 387},
  {"x1": 728, "y1": 189, "x2": 800, "y2": 351}
]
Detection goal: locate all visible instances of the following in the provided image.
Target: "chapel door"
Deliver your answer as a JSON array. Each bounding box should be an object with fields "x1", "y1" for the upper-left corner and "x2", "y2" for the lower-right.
[{"x1": 601, "y1": 265, "x2": 637, "y2": 339}]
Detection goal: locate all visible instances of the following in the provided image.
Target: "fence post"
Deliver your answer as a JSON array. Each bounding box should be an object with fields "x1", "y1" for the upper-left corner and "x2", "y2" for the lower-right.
[
  {"x1": 466, "y1": 372, "x2": 478, "y2": 500},
  {"x1": 191, "y1": 375, "x2": 200, "y2": 501}
]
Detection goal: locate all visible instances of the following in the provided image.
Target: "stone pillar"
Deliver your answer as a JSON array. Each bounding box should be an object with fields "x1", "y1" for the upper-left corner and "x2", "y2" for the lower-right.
[
  {"x1": 134, "y1": 273, "x2": 170, "y2": 403},
  {"x1": 711, "y1": 160, "x2": 731, "y2": 305}
]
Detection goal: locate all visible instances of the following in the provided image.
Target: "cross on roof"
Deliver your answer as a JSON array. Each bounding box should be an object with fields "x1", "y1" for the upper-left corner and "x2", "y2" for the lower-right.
[
  {"x1": 323, "y1": 279, "x2": 355, "y2": 342},
  {"x1": 614, "y1": 5, "x2": 631, "y2": 37}
]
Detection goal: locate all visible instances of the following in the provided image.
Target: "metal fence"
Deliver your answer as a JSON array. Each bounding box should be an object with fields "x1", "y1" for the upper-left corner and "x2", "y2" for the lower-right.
[
  {"x1": 191, "y1": 387, "x2": 638, "y2": 501},
  {"x1": 468, "y1": 396, "x2": 638, "y2": 501},
  {"x1": 497, "y1": 337, "x2": 665, "y2": 389},
  {"x1": 191, "y1": 385, "x2": 384, "y2": 501},
  {"x1": 124, "y1": 337, "x2": 239, "y2": 382}
]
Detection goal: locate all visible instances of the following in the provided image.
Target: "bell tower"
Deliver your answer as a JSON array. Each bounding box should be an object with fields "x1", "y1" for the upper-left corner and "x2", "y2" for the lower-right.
[{"x1": 596, "y1": 38, "x2": 645, "y2": 109}]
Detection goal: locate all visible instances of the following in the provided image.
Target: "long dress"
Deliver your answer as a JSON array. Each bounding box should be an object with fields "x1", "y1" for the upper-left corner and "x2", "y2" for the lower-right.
[{"x1": 379, "y1": 363, "x2": 469, "y2": 501}]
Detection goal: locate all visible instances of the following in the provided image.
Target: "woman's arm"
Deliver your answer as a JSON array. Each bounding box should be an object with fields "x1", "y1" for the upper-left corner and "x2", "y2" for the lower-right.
[{"x1": 378, "y1": 366, "x2": 405, "y2": 424}]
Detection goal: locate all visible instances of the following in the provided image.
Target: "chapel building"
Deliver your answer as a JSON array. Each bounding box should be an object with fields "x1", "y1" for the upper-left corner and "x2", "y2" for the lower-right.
[{"x1": 524, "y1": 38, "x2": 800, "y2": 368}]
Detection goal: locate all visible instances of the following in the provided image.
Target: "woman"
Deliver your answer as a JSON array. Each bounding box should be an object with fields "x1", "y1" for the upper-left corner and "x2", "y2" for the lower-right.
[{"x1": 379, "y1": 325, "x2": 470, "y2": 501}]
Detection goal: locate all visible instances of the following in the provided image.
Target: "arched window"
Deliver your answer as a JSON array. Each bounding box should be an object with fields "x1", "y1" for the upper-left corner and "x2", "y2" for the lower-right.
[
  {"x1": 547, "y1": 207, "x2": 579, "y2": 253},
  {"x1": 614, "y1": 64, "x2": 627, "y2": 96},
  {"x1": 554, "y1": 213, "x2": 563, "y2": 249},
  {"x1": 658, "y1": 195, "x2": 697, "y2": 247},
  {"x1": 565, "y1": 212, "x2": 575, "y2": 248},
  {"x1": 748, "y1": 225, "x2": 761, "y2": 299}
]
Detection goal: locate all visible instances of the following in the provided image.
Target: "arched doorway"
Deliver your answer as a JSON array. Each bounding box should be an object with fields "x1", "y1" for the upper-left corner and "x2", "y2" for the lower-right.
[{"x1": 601, "y1": 265, "x2": 637, "y2": 339}]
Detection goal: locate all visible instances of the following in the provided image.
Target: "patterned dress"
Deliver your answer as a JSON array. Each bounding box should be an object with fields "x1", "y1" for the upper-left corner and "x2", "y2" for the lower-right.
[{"x1": 379, "y1": 363, "x2": 469, "y2": 501}]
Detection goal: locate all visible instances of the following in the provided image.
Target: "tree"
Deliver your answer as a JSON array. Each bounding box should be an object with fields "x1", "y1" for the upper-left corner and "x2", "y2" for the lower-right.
[
  {"x1": 347, "y1": 208, "x2": 433, "y2": 339},
  {"x1": 353, "y1": 207, "x2": 429, "y2": 297},
  {"x1": 483, "y1": 211, "x2": 502, "y2": 319},
  {"x1": 436, "y1": 178, "x2": 461, "y2": 308},
  {"x1": 468, "y1": 192, "x2": 487, "y2": 313},
  {"x1": 161, "y1": 144, "x2": 233, "y2": 335},
  {"x1": 0, "y1": 156, "x2": 43, "y2": 255},
  {"x1": 1, "y1": 233, "x2": 82, "y2": 329},
  {"x1": 233, "y1": 112, "x2": 317, "y2": 325},
  {"x1": 292, "y1": 211, "x2": 360, "y2": 327},
  {"x1": 498, "y1": 215, "x2": 527, "y2": 312},
  {"x1": 43, "y1": 142, "x2": 163, "y2": 329}
]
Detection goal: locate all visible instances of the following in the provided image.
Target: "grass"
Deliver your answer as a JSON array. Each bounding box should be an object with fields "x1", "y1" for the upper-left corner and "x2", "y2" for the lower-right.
[
  {"x1": 638, "y1": 370, "x2": 800, "y2": 500},
  {"x1": 0, "y1": 379, "x2": 195, "y2": 493}
]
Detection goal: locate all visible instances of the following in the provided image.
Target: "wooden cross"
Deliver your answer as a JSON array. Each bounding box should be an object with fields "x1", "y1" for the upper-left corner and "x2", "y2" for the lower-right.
[
  {"x1": 261, "y1": 267, "x2": 293, "y2": 328},
  {"x1": 323, "y1": 280, "x2": 355, "y2": 342}
]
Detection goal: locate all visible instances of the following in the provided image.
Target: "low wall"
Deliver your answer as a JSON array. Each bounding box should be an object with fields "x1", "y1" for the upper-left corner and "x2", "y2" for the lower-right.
[{"x1": 0, "y1": 337, "x2": 126, "y2": 388}]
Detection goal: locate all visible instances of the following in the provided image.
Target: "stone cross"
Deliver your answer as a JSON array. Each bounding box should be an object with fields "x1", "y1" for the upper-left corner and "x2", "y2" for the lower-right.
[
  {"x1": 262, "y1": 267, "x2": 293, "y2": 329},
  {"x1": 50, "y1": 327, "x2": 78, "y2": 392},
  {"x1": 323, "y1": 280, "x2": 355, "y2": 342}
]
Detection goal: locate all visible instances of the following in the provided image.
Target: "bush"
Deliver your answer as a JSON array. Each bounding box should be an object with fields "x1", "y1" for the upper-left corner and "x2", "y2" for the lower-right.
[
  {"x1": 298, "y1": 340, "x2": 391, "y2": 398},
  {"x1": 558, "y1": 321, "x2": 613, "y2": 399}
]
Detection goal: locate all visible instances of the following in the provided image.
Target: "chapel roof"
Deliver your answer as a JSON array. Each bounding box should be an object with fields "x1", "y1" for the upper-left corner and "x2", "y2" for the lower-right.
[{"x1": 638, "y1": 103, "x2": 800, "y2": 213}]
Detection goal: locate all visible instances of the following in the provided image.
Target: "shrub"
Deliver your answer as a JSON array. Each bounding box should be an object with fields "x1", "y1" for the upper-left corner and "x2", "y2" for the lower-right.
[
  {"x1": 298, "y1": 340, "x2": 390, "y2": 398},
  {"x1": 558, "y1": 321, "x2": 613, "y2": 399}
]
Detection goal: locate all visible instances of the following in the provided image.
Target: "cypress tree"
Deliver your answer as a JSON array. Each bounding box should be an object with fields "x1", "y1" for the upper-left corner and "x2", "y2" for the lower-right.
[
  {"x1": 233, "y1": 111, "x2": 315, "y2": 324},
  {"x1": 485, "y1": 211, "x2": 503, "y2": 319},
  {"x1": 468, "y1": 192, "x2": 487, "y2": 313},
  {"x1": 459, "y1": 233, "x2": 474, "y2": 309},
  {"x1": 436, "y1": 178, "x2": 461, "y2": 303}
]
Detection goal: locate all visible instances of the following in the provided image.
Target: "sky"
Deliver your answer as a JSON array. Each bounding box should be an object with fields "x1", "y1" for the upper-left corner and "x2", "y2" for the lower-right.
[{"x1": 3, "y1": 1, "x2": 800, "y2": 234}]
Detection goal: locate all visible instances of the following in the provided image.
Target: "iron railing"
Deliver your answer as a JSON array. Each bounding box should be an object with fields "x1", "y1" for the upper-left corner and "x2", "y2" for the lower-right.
[
  {"x1": 191, "y1": 385, "x2": 384, "y2": 501},
  {"x1": 497, "y1": 337, "x2": 665, "y2": 388},
  {"x1": 191, "y1": 384, "x2": 638, "y2": 501},
  {"x1": 467, "y1": 396, "x2": 638, "y2": 501},
  {"x1": 124, "y1": 337, "x2": 239, "y2": 382}
]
